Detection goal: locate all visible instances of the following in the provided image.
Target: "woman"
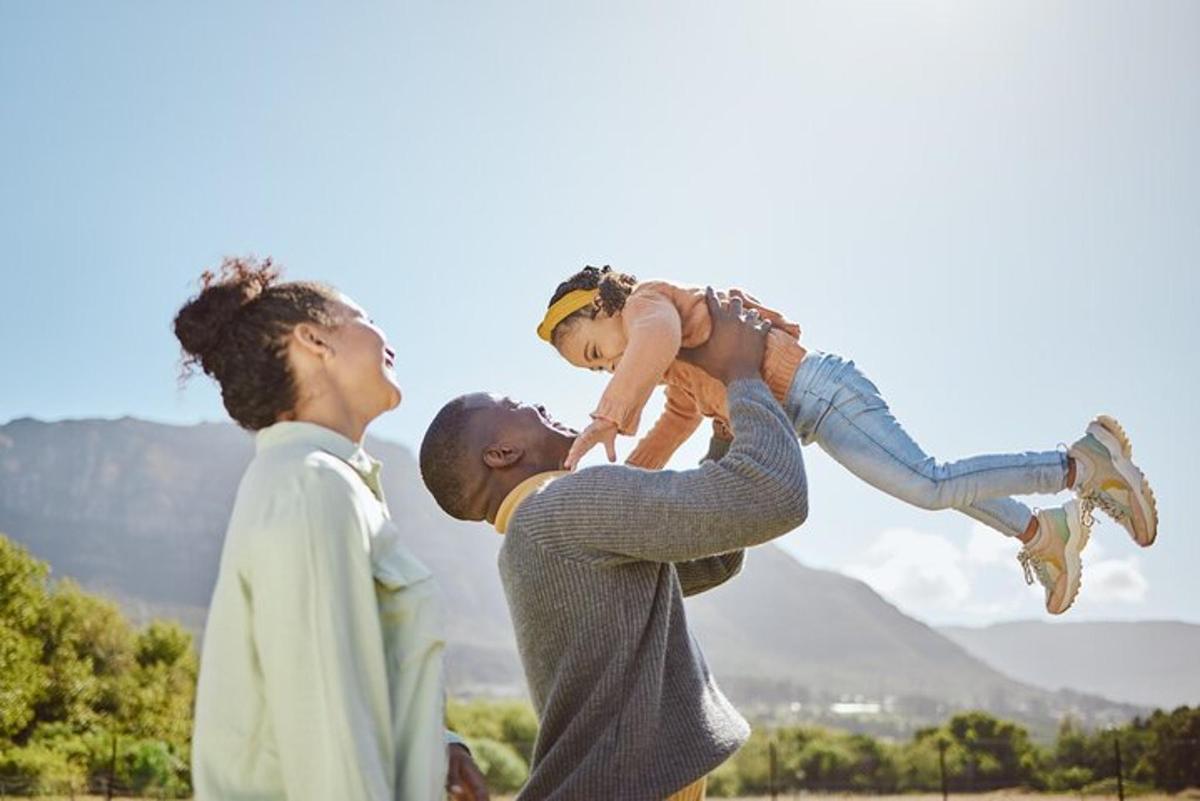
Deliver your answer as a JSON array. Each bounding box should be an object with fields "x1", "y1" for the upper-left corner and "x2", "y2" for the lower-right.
[{"x1": 175, "y1": 257, "x2": 487, "y2": 801}]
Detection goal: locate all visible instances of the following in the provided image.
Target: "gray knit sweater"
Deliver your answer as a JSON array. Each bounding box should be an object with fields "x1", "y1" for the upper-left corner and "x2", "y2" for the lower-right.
[{"x1": 498, "y1": 379, "x2": 809, "y2": 800}]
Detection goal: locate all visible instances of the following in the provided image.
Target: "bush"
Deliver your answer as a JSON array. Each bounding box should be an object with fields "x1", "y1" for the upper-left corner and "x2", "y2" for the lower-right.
[
  {"x1": 0, "y1": 742, "x2": 86, "y2": 795},
  {"x1": 1080, "y1": 776, "x2": 1156, "y2": 796},
  {"x1": 465, "y1": 737, "x2": 528, "y2": 793},
  {"x1": 706, "y1": 758, "x2": 743, "y2": 797}
]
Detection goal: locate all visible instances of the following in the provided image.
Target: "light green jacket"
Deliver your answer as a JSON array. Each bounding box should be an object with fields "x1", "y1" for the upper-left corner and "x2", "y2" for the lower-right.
[{"x1": 192, "y1": 421, "x2": 457, "y2": 800}]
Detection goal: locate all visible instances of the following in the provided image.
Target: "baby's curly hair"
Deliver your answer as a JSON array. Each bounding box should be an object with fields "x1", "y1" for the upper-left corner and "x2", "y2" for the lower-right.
[
  {"x1": 545, "y1": 265, "x2": 637, "y2": 345},
  {"x1": 173, "y1": 257, "x2": 342, "y2": 431}
]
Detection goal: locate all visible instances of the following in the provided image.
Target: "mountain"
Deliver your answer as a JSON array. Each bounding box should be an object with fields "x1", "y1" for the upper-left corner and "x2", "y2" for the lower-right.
[
  {"x1": 0, "y1": 416, "x2": 1145, "y2": 735},
  {"x1": 940, "y1": 621, "x2": 1200, "y2": 711}
]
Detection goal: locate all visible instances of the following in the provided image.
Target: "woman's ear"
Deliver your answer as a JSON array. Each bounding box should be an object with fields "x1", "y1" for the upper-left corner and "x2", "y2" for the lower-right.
[
  {"x1": 483, "y1": 443, "x2": 524, "y2": 469},
  {"x1": 292, "y1": 322, "x2": 333, "y2": 359}
]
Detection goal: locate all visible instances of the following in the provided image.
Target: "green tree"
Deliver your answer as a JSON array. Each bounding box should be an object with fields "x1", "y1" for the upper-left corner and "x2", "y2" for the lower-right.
[
  {"x1": 0, "y1": 533, "x2": 197, "y2": 795},
  {"x1": 1140, "y1": 706, "x2": 1200, "y2": 791}
]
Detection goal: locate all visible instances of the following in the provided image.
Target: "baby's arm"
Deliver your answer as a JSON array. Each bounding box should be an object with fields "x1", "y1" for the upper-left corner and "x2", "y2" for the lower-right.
[
  {"x1": 565, "y1": 290, "x2": 684, "y2": 469},
  {"x1": 592, "y1": 290, "x2": 683, "y2": 434},
  {"x1": 626, "y1": 383, "x2": 703, "y2": 470}
]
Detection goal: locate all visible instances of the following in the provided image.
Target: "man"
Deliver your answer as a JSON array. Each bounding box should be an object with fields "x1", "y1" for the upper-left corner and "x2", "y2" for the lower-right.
[{"x1": 419, "y1": 291, "x2": 809, "y2": 800}]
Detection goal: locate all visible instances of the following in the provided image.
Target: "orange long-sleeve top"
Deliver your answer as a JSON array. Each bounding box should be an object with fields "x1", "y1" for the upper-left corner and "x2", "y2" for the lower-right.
[{"x1": 591, "y1": 280, "x2": 807, "y2": 470}]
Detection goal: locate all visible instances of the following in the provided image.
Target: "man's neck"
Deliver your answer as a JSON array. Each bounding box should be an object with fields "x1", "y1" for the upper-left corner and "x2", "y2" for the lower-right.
[{"x1": 486, "y1": 462, "x2": 561, "y2": 524}]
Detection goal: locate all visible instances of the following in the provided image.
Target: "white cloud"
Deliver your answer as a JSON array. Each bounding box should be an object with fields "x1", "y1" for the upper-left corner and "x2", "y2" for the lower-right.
[
  {"x1": 965, "y1": 522, "x2": 1014, "y2": 566},
  {"x1": 844, "y1": 527, "x2": 970, "y2": 612},
  {"x1": 1085, "y1": 557, "x2": 1149, "y2": 603},
  {"x1": 841, "y1": 523, "x2": 1149, "y2": 623}
]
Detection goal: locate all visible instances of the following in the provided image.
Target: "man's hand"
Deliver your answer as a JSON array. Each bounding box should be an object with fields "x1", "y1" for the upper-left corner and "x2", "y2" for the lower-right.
[
  {"x1": 447, "y1": 743, "x2": 489, "y2": 800},
  {"x1": 677, "y1": 287, "x2": 772, "y2": 385},
  {"x1": 563, "y1": 417, "x2": 619, "y2": 471}
]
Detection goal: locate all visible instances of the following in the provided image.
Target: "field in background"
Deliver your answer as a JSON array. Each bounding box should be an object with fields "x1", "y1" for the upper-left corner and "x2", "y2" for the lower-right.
[
  {"x1": 489, "y1": 795, "x2": 1199, "y2": 801},
  {"x1": 23, "y1": 792, "x2": 1200, "y2": 800}
]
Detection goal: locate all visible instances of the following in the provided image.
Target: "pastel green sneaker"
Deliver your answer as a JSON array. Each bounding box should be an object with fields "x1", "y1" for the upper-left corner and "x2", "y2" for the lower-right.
[
  {"x1": 1018, "y1": 500, "x2": 1091, "y2": 615},
  {"x1": 1069, "y1": 415, "x2": 1158, "y2": 546}
]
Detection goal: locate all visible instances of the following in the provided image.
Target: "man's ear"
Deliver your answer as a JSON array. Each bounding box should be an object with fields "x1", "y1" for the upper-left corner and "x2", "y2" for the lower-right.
[
  {"x1": 483, "y1": 443, "x2": 524, "y2": 469},
  {"x1": 292, "y1": 322, "x2": 332, "y2": 358}
]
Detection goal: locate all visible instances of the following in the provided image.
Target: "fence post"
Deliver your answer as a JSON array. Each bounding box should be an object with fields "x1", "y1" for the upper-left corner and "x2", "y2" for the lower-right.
[
  {"x1": 939, "y1": 739, "x2": 949, "y2": 801},
  {"x1": 1113, "y1": 733, "x2": 1125, "y2": 801},
  {"x1": 107, "y1": 732, "x2": 118, "y2": 801},
  {"x1": 769, "y1": 738, "x2": 778, "y2": 801}
]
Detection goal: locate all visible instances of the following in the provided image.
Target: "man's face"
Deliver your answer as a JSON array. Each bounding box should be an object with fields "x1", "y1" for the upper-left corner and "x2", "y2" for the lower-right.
[
  {"x1": 455, "y1": 393, "x2": 578, "y2": 522},
  {"x1": 461, "y1": 393, "x2": 580, "y2": 440}
]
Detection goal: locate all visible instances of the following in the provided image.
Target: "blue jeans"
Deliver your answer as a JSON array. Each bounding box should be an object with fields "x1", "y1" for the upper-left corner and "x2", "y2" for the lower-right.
[{"x1": 785, "y1": 352, "x2": 1068, "y2": 538}]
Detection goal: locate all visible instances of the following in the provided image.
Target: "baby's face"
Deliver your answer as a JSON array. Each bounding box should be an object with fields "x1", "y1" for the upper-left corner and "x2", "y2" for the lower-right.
[{"x1": 554, "y1": 313, "x2": 627, "y2": 373}]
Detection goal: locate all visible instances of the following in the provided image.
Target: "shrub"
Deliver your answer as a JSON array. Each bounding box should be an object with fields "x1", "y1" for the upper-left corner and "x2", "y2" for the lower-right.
[
  {"x1": 0, "y1": 742, "x2": 86, "y2": 795},
  {"x1": 465, "y1": 737, "x2": 528, "y2": 793}
]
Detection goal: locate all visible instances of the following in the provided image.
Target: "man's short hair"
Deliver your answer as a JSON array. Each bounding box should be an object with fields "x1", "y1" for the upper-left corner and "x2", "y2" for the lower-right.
[{"x1": 419, "y1": 397, "x2": 475, "y2": 519}]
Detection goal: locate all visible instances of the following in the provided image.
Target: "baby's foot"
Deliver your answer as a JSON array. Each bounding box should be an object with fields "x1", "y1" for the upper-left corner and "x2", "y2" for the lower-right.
[
  {"x1": 1069, "y1": 415, "x2": 1158, "y2": 546},
  {"x1": 1018, "y1": 500, "x2": 1091, "y2": 615}
]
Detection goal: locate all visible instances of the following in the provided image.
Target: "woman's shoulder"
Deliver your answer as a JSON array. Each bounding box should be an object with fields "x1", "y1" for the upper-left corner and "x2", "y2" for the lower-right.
[{"x1": 239, "y1": 442, "x2": 365, "y2": 508}]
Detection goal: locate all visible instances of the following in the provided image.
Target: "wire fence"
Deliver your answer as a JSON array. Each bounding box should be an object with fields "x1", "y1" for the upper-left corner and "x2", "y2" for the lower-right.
[
  {"x1": 749, "y1": 734, "x2": 1200, "y2": 801},
  {"x1": 2, "y1": 735, "x2": 1198, "y2": 799}
]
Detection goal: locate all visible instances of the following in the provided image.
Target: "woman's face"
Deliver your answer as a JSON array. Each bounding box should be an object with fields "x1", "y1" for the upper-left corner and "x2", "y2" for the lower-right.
[{"x1": 321, "y1": 294, "x2": 402, "y2": 419}]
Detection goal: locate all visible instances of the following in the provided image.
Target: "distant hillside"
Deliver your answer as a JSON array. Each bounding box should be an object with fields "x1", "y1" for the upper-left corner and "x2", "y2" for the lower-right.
[
  {"x1": 0, "y1": 416, "x2": 1145, "y2": 735},
  {"x1": 940, "y1": 620, "x2": 1200, "y2": 710}
]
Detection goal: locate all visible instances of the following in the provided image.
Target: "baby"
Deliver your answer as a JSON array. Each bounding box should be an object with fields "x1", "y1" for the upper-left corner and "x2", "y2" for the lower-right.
[{"x1": 538, "y1": 266, "x2": 1158, "y2": 615}]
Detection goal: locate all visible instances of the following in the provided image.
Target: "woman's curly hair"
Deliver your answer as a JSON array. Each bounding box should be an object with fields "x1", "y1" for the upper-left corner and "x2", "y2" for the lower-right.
[
  {"x1": 173, "y1": 257, "x2": 341, "y2": 431},
  {"x1": 545, "y1": 265, "x2": 637, "y2": 345}
]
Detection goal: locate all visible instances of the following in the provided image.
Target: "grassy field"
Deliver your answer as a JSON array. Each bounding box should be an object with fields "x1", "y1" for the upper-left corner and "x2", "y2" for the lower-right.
[{"x1": 21, "y1": 795, "x2": 1198, "y2": 801}]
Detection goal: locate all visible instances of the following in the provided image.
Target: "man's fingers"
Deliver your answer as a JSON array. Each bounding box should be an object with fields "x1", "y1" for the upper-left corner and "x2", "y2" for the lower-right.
[
  {"x1": 704, "y1": 286, "x2": 721, "y2": 318},
  {"x1": 728, "y1": 294, "x2": 744, "y2": 318},
  {"x1": 605, "y1": 437, "x2": 617, "y2": 463}
]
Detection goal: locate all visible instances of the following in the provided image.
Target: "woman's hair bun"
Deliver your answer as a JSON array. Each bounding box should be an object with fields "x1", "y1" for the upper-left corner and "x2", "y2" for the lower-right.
[{"x1": 174, "y1": 257, "x2": 279, "y2": 367}]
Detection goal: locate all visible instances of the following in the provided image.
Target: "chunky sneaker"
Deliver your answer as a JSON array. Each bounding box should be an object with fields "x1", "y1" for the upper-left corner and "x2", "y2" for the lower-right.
[
  {"x1": 1068, "y1": 415, "x2": 1158, "y2": 546},
  {"x1": 1018, "y1": 501, "x2": 1091, "y2": 615}
]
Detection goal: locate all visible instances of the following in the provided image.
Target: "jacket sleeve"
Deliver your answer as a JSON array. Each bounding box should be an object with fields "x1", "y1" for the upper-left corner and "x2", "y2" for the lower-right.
[
  {"x1": 674, "y1": 550, "x2": 746, "y2": 597},
  {"x1": 526, "y1": 379, "x2": 808, "y2": 565},
  {"x1": 625, "y1": 383, "x2": 704, "y2": 470},
  {"x1": 591, "y1": 289, "x2": 683, "y2": 436},
  {"x1": 249, "y1": 463, "x2": 395, "y2": 801}
]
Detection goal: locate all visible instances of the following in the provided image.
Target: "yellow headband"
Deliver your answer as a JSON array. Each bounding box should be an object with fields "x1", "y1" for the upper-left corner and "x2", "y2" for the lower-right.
[{"x1": 537, "y1": 288, "x2": 599, "y2": 342}]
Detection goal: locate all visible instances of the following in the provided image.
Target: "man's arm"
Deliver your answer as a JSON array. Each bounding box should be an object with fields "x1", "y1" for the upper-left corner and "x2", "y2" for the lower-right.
[
  {"x1": 675, "y1": 550, "x2": 745, "y2": 597},
  {"x1": 529, "y1": 378, "x2": 807, "y2": 564}
]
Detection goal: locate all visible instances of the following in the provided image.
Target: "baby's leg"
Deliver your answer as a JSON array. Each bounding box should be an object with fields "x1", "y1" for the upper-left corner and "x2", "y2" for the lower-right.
[
  {"x1": 958, "y1": 497, "x2": 1037, "y2": 539},
  {"x1": 797, "y1": 359, "x2": 1067, "y2": 538}
]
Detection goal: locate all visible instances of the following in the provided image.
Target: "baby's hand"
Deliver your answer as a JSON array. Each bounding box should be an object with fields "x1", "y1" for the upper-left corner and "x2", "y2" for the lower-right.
[{"x1": 564, "y1": 418, "x2": 619, "y2": 470}]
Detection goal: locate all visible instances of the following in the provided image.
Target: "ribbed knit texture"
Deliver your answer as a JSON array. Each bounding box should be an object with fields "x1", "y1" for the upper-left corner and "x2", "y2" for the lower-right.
[{"x1": 499, "y1": 379, "x2": 809, "y2": 800}]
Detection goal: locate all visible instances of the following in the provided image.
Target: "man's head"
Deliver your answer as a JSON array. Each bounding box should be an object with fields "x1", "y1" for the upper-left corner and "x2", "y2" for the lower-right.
[{"x1": 420, "y1": 393, "x2": 578, "y2": 524}]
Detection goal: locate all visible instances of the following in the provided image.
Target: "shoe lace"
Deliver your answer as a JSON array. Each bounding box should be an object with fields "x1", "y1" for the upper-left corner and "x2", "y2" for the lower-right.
[
  {"x1": 1081, "y1": 492, "x2": 1126, "y2": 528},
  {"x1": 1017, "y1": 549, "x2": 1039, "y2": 586}
]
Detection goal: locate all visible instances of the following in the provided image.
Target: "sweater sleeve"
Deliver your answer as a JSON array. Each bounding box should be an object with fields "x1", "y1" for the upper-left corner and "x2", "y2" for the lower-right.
[
  {"x1": 591, "y1": 290, "x2": 683, "y2": 435},
  {"x1": 625, "y1": 383, "x2": 704, "y2": 470},
  {"x1": 674, "y1": 550, "x2": 746, "y2": 597},
  {"x1": 522, "y1": 379, "x2": 808, "y2": 564},
  {"x1": 248, "y1": 464, "x2": 395, "y2": 801}
]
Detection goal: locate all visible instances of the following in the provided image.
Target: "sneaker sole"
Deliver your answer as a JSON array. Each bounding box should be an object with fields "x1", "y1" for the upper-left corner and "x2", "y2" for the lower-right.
[
  {"x1": 1087, "y1": 415, "x2": 1159, "y2": 547},
  {"x1": 1051, "y1": 501, "x2": 1091, "y2": 615}
]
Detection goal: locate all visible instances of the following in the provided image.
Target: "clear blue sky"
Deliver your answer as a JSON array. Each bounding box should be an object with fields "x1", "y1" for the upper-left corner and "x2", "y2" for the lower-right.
[{"x1": 2, "y1": 1, "x2": 1196, "y2": 626}]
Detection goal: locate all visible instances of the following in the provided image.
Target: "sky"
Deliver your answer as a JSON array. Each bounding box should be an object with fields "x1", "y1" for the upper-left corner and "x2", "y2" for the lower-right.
[{"x1": 2, "y1": 1, "x2": 1197, "y2": 627}]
